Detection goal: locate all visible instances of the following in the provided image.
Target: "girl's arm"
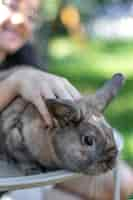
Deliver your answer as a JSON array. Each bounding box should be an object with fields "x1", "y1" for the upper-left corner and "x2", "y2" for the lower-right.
[
  {"x1": 0, "y1": 66, "x2": 31, "y2": 81},
  {"x1": 0, "y1": 74, "x2": 18, "y2": 111}
]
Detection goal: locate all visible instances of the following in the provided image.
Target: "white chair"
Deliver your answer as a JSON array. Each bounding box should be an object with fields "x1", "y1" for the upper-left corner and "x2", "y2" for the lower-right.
[{"x1": 113, "y1": 129, "x2": 124, "y2": 200}]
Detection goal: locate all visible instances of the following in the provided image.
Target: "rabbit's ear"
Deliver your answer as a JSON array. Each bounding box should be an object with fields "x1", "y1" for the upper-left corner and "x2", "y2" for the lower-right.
[
  {"x1": 82, "y1": 74, "x2": 125, "y2": 113},
  {"x1": 94, "y1": 73, "x2": 125, "y2": 112},
  {"x1": 46, "y1": 99, "x2": 81, "y2": 122}
]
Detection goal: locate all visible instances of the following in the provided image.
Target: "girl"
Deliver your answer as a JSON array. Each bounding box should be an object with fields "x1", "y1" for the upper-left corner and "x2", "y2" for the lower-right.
[{"x1": 0, "y1": 0, "x2": 81, "y2": 127}]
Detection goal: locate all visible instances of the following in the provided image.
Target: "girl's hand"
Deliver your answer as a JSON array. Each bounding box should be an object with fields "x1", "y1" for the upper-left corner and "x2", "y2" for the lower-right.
[{"x1": 14, "y1": 68, "x2": 81, "y2": 127}]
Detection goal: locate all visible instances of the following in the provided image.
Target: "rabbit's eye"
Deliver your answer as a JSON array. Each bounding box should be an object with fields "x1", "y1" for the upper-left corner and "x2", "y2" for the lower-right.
[{"x1": 81, "y1": 136, "x2": 94, "y2": 147}]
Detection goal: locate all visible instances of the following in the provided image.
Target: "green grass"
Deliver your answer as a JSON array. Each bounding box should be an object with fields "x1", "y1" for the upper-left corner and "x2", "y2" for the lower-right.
[{"x1": 47, "y1": 37, "x2": 133, "y2": 164}]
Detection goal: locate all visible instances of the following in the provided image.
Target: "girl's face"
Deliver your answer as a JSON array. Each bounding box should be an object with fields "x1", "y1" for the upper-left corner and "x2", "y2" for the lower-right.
[{"x1": 0, "y1": 0, "x2": 40, "y2": 54}]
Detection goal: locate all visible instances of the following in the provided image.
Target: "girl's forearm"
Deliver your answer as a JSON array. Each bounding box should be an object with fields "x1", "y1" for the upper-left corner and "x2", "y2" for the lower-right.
[
  {"x1": 0, "y1": 76, "x2": 18, "y2": 111},
  {"x1": 0, "y1": 68, "x2": 19, "y2": 81},
  {"x1": 0, "y1": 65, "x2": 33, "y2": 81},
  {"x1": 0, "y1": 65, "x2": 34, "y2": 110}
]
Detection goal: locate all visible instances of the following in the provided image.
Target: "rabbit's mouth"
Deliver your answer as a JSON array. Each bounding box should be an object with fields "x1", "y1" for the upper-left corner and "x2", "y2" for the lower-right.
[
  {"x1": 97, "y1": 151, "x2": 118, "y2": 172},
  {"x1": 84, "y1": 159, "x2": 117, "y2": 175}
]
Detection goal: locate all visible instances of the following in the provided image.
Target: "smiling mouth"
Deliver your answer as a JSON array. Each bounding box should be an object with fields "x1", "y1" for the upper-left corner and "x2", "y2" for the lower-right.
[
  {"x1": 2, "y1": 26, "x2": 20, "y2": 39},
  {"x1": 4, "y1": 30, "x2": 19, "y2": 37}
]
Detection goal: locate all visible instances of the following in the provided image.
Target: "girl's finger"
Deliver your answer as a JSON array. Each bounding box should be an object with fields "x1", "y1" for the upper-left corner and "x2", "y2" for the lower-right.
[
  {"x1": 53, "y1": 84, "x2": 73, "y2": 100},
  {"x1": 32, "y1": 95, "x2": 52, "y2": 127},
  {"x1": 63, "y1": 79, "x2": 81, "y2": 100}
]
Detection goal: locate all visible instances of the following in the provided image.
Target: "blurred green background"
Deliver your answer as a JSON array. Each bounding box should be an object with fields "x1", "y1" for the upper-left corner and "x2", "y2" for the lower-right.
[{"x1": 39, "y1": 0, "x2": 133, "y2": 165}]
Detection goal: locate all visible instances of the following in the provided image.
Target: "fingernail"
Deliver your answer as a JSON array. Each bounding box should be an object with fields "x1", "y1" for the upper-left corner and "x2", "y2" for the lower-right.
[{"x1": 45, "y1": 116, "x2": 53, "y2": 128}]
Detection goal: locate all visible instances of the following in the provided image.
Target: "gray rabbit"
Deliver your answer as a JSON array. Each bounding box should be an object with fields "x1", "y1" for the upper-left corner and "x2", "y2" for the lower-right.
[{"x1": 0, "y1": 73, "x2": 124, "y2": 175}]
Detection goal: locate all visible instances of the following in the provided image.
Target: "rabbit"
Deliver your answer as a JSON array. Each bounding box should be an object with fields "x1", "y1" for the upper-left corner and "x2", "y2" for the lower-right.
[{"x1": 0, "y1": 73, "x2": 125, "y2": 175}]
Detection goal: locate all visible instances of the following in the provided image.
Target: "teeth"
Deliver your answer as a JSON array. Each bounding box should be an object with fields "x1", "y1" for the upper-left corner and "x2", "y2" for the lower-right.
[{"x1": 11, "y1": 13, "x2": 24, "y2": 25}]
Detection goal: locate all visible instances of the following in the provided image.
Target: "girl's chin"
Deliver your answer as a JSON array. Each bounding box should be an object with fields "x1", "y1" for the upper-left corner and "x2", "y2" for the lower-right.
[{"x1": 5, "y1": 43, "x2": 24, "y2": 53}]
